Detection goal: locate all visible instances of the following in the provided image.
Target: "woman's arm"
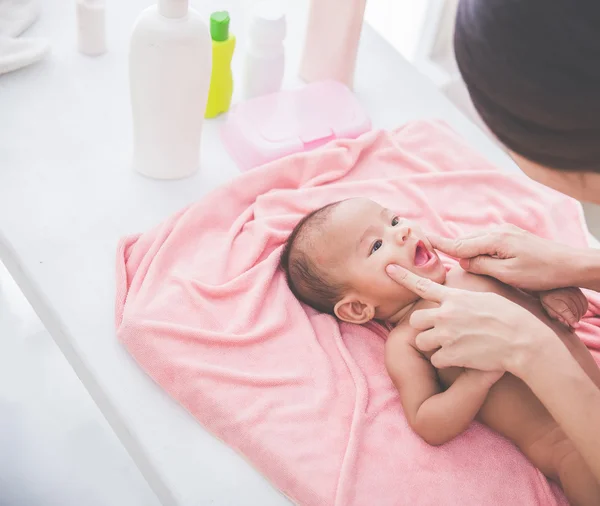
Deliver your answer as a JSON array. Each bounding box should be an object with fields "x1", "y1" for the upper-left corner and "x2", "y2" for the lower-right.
[
  {"x1": 516, "y1": 338, "x2": 600, "y2": 481},
  {"x1": 429, "y1": 225, "x2": 600, "y2": 292},
  {"x1": 385, "y1": 330, "x2": 501, "y2": 446},
  {"x1": 385, "y1": 264, "x2": 600, "y2": 483}
]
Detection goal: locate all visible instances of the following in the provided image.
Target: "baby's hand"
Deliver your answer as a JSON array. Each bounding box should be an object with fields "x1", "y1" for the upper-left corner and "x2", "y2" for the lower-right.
[{"x1": 539, "y1": 287, "x2": 588, "y2": 329}]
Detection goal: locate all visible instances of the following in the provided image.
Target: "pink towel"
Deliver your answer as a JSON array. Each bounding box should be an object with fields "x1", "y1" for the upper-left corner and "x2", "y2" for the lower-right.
[{"x1": 116, "y1": 120, "x2": 600, "y2": 506}]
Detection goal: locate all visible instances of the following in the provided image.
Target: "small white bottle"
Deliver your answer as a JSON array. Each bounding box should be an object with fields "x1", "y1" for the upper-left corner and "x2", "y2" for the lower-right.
[
  {"x1": 129, "y1": 0, "x2": 212, "y2": 179},
  {"x1": 76, "y1": 0, "x2": 106, "y2": 56},
  {"x1": 242, "y1": 1, "x2": 286, "y2": 99}
]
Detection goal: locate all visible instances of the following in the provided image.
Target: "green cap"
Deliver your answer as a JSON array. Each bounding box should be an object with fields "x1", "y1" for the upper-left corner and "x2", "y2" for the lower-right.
[{"x1": 210, "y1": 11, "x2": 230, "y2": 42}]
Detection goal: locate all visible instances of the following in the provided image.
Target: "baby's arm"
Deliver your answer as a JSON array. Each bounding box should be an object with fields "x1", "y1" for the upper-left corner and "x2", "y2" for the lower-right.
[{"x1": 385, "y1": 327, "x2": 501, "y2": 446}]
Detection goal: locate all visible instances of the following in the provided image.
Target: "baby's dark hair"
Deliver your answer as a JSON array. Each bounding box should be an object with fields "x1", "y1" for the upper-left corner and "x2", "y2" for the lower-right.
[{"x1": 279, "y1": 202, "x2": 346, "y2": 314}]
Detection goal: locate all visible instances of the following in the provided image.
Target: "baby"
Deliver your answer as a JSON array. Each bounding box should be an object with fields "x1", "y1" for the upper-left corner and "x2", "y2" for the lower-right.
[{"x1": 280, "y1": 198, "x2": 600, "y2": 506}]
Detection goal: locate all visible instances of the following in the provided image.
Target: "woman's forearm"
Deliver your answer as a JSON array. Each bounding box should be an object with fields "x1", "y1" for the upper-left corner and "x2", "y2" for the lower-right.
[
  {"x1": 573, "y1": 247, "x2": 600, "y2": 291},
  {"x1": 518, "y1": 341, "x2": 600, "y2": 482}
]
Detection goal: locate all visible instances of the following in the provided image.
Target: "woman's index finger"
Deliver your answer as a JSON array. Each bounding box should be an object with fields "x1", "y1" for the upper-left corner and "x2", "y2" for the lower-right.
[{"x1": 385, "y1": 264, "x2": 448, "y2": 303}]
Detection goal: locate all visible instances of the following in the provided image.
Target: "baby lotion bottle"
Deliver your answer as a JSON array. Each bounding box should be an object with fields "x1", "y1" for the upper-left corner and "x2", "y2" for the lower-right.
[
  {"x1": 129, "y1": 0, "x2": 212, "y2": 179},
  {"x1": 205, "y1": 11, "x2": 236, "y2": 118},
  {"x1": 299, "y1": 0, "x2": 366, "y2": 89}
]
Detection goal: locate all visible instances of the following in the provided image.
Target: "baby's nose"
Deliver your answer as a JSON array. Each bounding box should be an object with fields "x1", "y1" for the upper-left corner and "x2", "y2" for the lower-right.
[{"x1": 395, "y1": 225, "x2": 411, "y2": 244}]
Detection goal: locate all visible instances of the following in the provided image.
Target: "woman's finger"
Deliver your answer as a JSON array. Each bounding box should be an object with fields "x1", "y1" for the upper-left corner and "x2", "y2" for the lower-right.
[
  {"x1": 429, "y1": 345, "x2": 459, "y2": 369},
  {"x1": 460, "y1": 255, "x2": 507, "y2": 277},
  {"x1": 428, "y1": 231, "x2": 484, "y2": 246},
  {"x1": 428, "y1": 233, "x2": 501, "y2": 259},
  {"x1": 409, "y1": 308, "x2": 438, "y2": 331},
  {"x1": 386, "y1": 265, "x2": 449, "y2": 303},
  {"x1": 414, "y1": 328, "x2": 445, "y2": 352}
]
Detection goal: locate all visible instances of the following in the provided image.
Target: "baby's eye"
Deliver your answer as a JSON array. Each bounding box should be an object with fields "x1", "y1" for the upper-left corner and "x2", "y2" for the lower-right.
[
  {"x1": 370, "y1": 240, "x2": 383, "y2": 255},
  {"x1": 391, "y1": 216, "x2": 399, "y2": 226}
]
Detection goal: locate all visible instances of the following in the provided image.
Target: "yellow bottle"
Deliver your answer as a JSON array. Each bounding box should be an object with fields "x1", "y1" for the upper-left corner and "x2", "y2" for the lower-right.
[{"x1": 205, "y1": 11, "x2": 235, "y2": 118}]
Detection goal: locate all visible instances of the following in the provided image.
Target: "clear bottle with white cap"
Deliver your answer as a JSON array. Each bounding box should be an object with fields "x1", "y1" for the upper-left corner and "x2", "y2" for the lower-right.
[
  {"x1": 242, "y1": 0, "x2": 286, "y2": 99},
  {"x1": 129, "y1": 0, "x2": 212, "y2": 179}
]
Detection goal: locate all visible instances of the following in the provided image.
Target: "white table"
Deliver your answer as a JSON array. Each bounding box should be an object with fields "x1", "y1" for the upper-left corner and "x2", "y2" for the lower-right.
[{"x1": 0, "y1": 1, "x2": 520, "y2": 505}]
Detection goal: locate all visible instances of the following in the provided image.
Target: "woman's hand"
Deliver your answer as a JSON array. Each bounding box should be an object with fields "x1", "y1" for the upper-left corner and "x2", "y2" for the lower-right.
[
  {"x1": 387, "y1": 264, "x2": 600, "y2": 483},
  {"x1": 429, "y1": 225, "x2": 581, "y2": 291},
  {"x1": 385, "y1": 264, "x2": 558, "y2": 374}
]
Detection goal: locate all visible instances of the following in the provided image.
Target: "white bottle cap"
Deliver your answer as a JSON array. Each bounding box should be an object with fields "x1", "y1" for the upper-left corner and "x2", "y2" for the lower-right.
[
  {"x1": 249, "y1": 1, "x2": 286, "y2": 46},
  {"x1": 158, "y1": 0, "x2": 189, "y2": 19}
]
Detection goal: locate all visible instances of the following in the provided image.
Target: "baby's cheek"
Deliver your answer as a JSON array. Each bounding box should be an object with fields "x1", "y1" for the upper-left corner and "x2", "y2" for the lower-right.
[
  {"x1": 383, "y1": 273, "x2": 414, "y2": 296},
  {"x1": 387, "y1": 254, "x2": 413, "y2": 271}
]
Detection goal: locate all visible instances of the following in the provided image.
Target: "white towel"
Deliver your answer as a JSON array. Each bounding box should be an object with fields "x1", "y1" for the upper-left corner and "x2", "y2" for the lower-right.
[{"x1": 0, "y1": 0, "x2": 49, "y2": 76}]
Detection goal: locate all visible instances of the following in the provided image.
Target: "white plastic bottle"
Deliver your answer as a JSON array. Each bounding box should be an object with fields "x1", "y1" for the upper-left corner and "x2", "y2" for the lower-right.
[
  {"x1": 129, "y1": 0, "x2": 212, "y2": 179},
  {"x1": 76, "y1": 0, "x2": 106, "y2": 56},
  {"x1": 242, "y1": 1, "x2": 286, "y2": 99}
]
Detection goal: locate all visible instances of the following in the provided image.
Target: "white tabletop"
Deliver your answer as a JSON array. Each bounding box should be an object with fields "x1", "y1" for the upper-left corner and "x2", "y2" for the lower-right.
[{"x1": 0, "y1": 1, "x2": 519, "y2": 505}]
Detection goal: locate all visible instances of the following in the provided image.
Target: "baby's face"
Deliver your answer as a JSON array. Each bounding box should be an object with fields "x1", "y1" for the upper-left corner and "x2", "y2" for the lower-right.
[{"x1": 321, "y1": 198, "x2": 447, "y2": 321}]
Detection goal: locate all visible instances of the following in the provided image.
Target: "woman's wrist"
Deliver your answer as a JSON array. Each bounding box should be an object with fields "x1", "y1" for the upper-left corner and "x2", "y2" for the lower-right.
[
  {"x1": 511, "y1": 329, "x2": 600, "y2": 482},
  {"x1": 506, "y1": 322, "x2": 561, "y2": 377}
]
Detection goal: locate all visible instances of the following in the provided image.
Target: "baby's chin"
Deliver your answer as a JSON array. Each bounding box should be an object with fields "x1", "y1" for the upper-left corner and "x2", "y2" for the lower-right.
[{"x1": 429, "y1": 264, "x2": 447, "y2": 285}]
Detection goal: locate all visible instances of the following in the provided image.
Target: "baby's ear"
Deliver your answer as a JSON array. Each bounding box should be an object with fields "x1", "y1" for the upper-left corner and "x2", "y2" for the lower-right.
[{"x1": 334, "y1": 297, "x2": 375, "y2": 324}]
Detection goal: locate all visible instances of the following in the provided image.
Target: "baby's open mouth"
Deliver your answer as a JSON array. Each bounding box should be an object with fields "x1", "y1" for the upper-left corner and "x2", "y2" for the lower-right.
[{"x1": 414, "y1": 241, "x2": 433, "y2": 267}]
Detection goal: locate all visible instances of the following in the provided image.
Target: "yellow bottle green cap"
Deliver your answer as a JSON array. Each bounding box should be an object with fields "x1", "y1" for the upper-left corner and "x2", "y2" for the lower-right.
[{"x1": 210, "y1": 11, "x2": 230, "y2": 42}]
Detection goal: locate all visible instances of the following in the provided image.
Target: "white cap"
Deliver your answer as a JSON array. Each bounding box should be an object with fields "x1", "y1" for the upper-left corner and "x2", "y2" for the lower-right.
[
  {"x1": 158, "y1": 0, "x2": 189, "y2": 19},
  {"x1": 249, "y1": 0, "x2": 286, "y2": 45}
]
